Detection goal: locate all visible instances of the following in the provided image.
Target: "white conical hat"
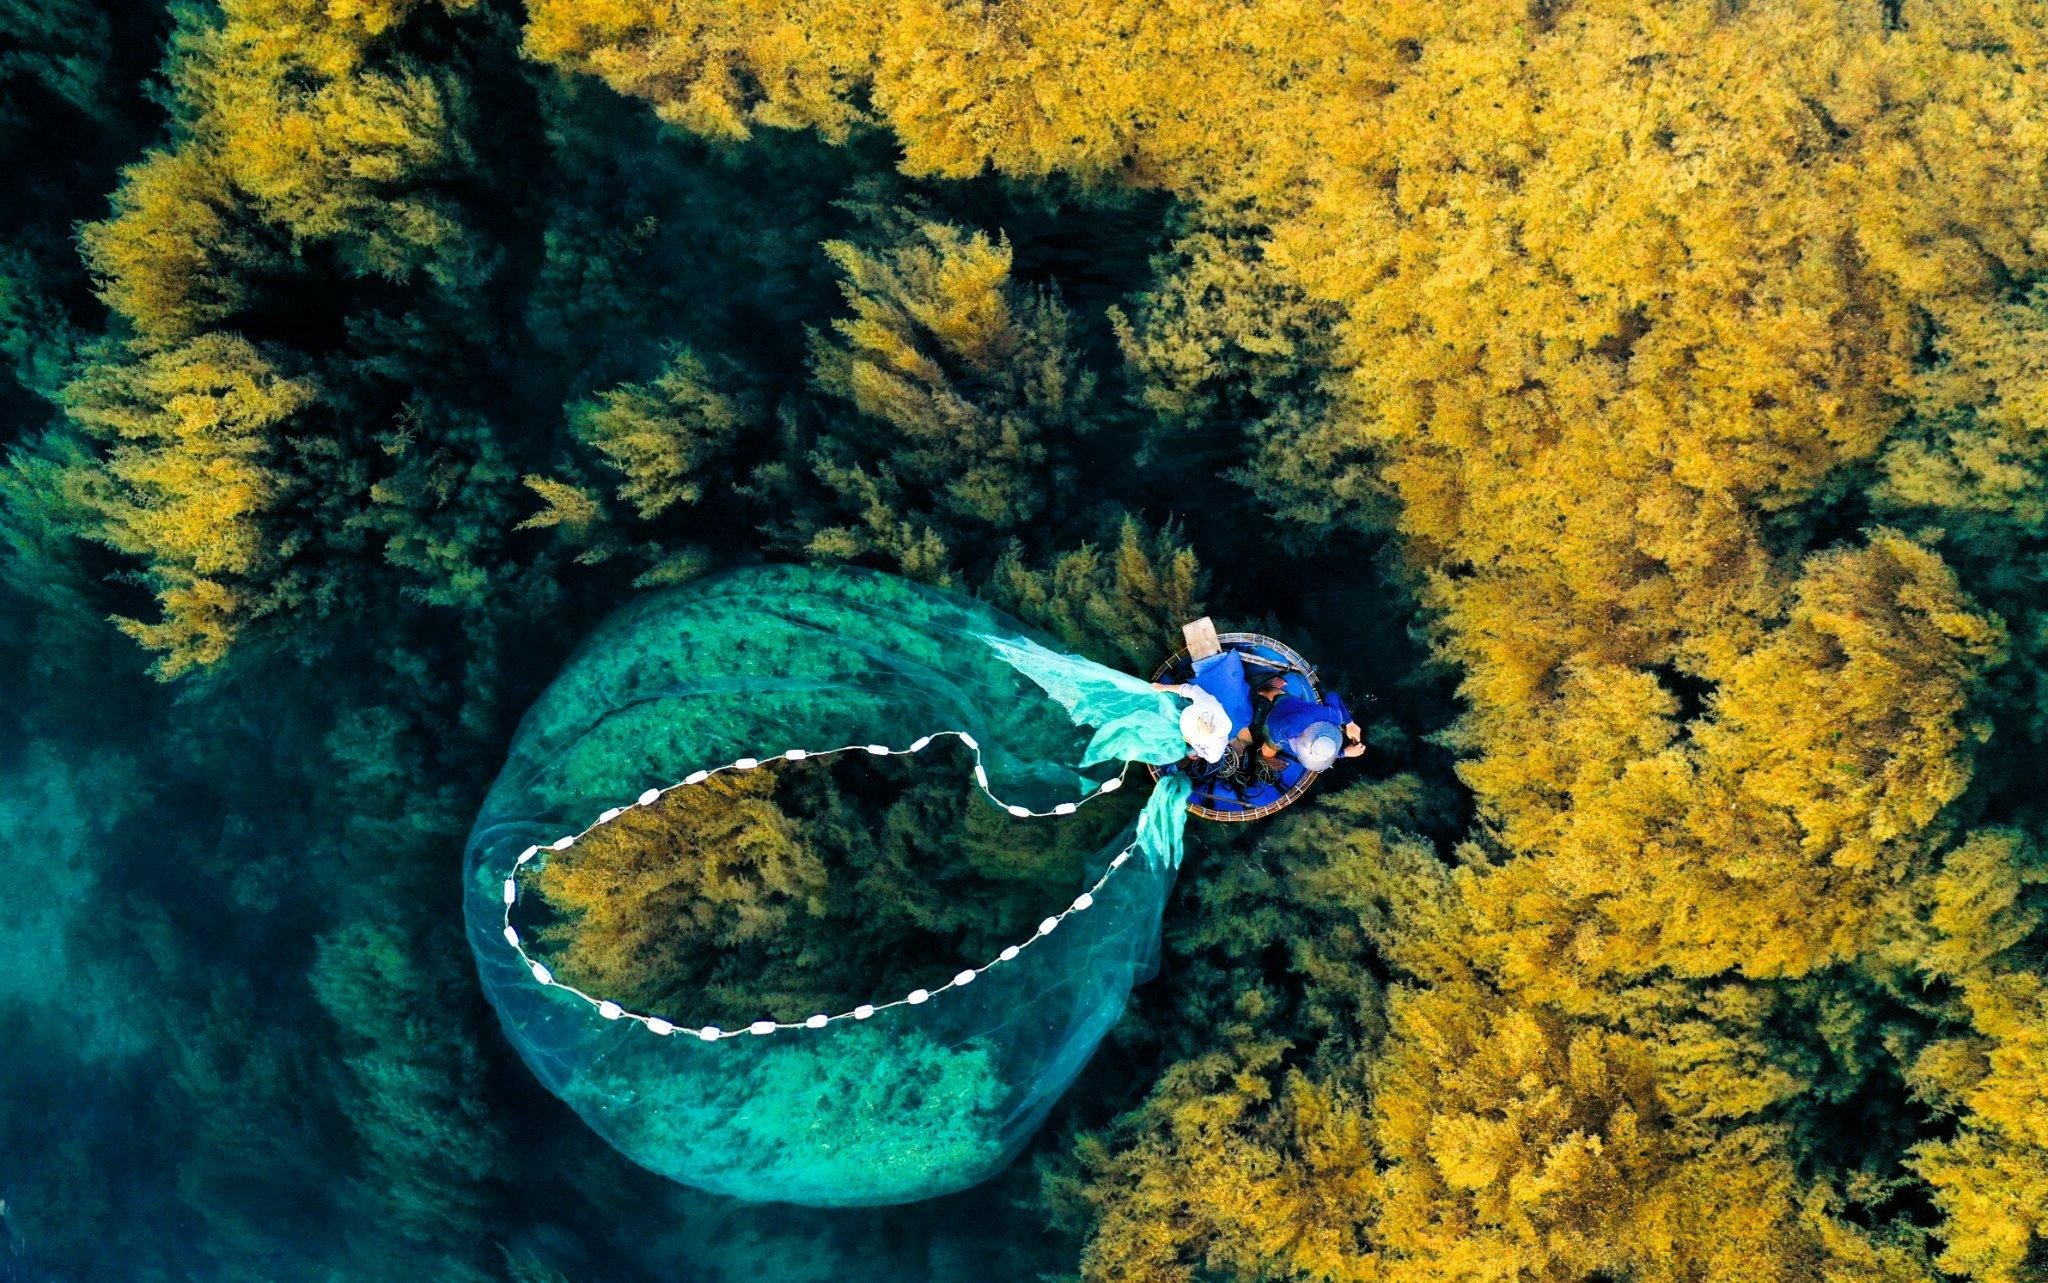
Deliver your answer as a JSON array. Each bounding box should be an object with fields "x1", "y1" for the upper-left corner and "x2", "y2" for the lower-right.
[
  {"x1": 1291, "y1": 721, "x2": 1343, "y2": 772},
  {"x1": 1180, "y1": 698, "x2": 1229, "y2": 763}
]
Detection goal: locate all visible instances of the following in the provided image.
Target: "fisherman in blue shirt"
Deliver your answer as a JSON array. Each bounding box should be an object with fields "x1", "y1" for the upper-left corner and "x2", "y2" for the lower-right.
[{"x1": 1255, "y1": 678, "x2": 1365, "y2": 773}]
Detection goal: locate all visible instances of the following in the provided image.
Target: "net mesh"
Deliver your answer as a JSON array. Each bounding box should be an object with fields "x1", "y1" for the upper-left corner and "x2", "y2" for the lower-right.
[{"x1": 463, "y1": 564, "x2": 1191, "y2": 1206}]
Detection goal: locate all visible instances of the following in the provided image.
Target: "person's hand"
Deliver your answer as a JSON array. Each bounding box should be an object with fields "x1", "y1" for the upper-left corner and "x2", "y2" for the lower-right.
[
  {"x1": 1343, "y1": 722, "x2": 1365, "y2": 758},
  {"x1": 1344, "y1": 740, "x2": 1367, "y2": 758}
]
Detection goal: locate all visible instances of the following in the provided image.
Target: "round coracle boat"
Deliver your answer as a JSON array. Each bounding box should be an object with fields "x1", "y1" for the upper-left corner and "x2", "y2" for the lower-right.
[{"x1": 1149, "y1": 630, "x2": 1322, "y2": 823}]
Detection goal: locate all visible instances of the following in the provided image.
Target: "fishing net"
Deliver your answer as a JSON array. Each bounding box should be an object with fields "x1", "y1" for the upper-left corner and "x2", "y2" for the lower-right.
[{"x1": 463, "y1": 563, "x2": 1192, "y2": 1206}]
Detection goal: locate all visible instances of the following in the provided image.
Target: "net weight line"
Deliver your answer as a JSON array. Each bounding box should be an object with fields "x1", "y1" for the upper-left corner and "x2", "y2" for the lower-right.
[{"x1": 498, "y1": 730, "x2": 1139, "y2": 1041}]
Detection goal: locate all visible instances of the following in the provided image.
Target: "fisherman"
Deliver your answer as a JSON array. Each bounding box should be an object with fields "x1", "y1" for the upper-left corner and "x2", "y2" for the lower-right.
[
  {"x1": 1175, "y1": 689, "x2": 1233, "y2": 765},
  {"x1": 1155, "y1": 649, "x2": 1255, "y2": 766},
  {"x1": 1254, "y1": 677, "x2": 1365, "y2": 773}
]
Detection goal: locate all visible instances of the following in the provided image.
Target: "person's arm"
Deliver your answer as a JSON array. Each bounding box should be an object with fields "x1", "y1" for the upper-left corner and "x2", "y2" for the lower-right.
[
  {"x1": 1341, "y1": 715, "x2": 1366, "y2": 758},
  {"x1": 1318, "y1": 692, "x2": 1361, "y2": 757}
]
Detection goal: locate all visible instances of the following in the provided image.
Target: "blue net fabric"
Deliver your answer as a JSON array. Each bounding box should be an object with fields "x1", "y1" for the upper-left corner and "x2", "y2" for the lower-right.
[{"x1": 463, "y1": 564, "x2": 1191, "y2": 1206}]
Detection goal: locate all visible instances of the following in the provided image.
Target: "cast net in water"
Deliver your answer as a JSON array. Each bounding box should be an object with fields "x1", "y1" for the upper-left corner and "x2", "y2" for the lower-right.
[{"x1": 463, "y1": 564, "x2": 1192, "y2": 1206}]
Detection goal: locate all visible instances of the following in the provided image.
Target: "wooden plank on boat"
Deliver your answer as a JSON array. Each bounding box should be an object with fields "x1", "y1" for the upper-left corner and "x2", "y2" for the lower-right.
[{"x1": 1181, "y1": 616, "x2": 1221, "y2": 660}]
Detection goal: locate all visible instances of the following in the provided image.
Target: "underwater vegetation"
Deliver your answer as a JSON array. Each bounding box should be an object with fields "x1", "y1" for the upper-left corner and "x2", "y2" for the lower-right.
[{"x1": 3, "y1": 0, "x2": 2048, "y2": 1279}]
